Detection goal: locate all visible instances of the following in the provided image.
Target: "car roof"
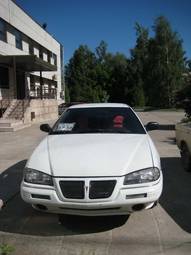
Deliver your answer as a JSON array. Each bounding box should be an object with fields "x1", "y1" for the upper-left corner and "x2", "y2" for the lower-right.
[{"x1": 69, "y1": 103, "x2": 130, "y2": 109}]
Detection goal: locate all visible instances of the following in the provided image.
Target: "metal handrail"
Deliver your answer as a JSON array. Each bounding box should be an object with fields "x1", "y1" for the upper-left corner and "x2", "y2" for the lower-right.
[
  {"x1": 29, "y1": 88, "x2": 57, "y2": 99},
  {"x1": 0, "y1": 86, "x2": 57, "y2": 120},
  {"x1": 0, "y1": 91, "x2": 12, "y2": 118}
]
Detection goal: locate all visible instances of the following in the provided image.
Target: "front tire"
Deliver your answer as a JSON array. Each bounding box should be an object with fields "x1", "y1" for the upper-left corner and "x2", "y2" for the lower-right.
[{"x1": 181, "y1": 143, "x2": 191, "y2": 172}]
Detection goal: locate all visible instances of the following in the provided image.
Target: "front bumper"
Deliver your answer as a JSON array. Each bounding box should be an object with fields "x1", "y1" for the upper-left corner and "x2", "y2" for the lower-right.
[{"x1": 21, "y1": 175, "x2": 163, "y2": 216}]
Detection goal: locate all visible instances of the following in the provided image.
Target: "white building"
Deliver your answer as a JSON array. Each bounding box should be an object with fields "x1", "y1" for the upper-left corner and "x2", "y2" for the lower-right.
[{"x1": 0, "y1": 0, "x2": 64, "y2": 130}]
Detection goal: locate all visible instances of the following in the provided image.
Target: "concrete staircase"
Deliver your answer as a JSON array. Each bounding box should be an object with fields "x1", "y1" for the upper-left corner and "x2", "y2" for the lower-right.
[
  {"x1": 3, "y1": 100, "x2": 29, "y2": 120},
  {"x1": 0, "y1": 99, "x2": 10, "y2": 118},
  {"x1": 0, "y1": 99, "x2": 30, "y2": 132}
]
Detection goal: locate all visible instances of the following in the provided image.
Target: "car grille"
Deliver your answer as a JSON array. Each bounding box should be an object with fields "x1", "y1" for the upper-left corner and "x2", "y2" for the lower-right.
[
  {"x1": 89, "y1": 180, "x2": 116, "y2": 199},
  {"x1": 59, "y1": 180, "x2": 116, "y2": 200},
  {"x1": 59, "y1": 181, "x2": 85, "y2": 199}
]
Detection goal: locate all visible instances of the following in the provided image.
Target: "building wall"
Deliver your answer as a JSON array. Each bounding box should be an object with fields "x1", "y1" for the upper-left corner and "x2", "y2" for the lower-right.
[
  {"x1": 0, "y1": 0, "x2": 63, "y2": 100},
  {"x1": 24, "y1": 99, "x2": 58, "y2": 124}
]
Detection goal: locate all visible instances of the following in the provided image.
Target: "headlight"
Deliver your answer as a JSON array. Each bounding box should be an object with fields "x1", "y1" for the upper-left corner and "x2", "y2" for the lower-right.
[
  {"x1": 124, "y1": 167, "x2": 160, "y2": 185},
  {"x1": 24, "y1": 168, "x2": 53, "y2": 186}
]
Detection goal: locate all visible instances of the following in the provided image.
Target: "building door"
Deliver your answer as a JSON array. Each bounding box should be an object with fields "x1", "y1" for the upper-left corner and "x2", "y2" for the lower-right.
[{"x1": 16, "y1": 71, "x2": 25, "y2": 99}]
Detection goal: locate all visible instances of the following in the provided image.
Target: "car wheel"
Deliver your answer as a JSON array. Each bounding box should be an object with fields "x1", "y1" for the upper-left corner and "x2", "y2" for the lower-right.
[{"x1": 181, "y1": 143, "x2": 191, "y2": 172}]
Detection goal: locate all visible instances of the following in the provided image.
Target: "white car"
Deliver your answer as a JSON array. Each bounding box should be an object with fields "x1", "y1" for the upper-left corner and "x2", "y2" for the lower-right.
[
  {"x1": 21, "y1": 103, "x2": 163, "y2": 216},
  {"x1": 176, "y1": 122, "x2": 191, "y2": 171}
]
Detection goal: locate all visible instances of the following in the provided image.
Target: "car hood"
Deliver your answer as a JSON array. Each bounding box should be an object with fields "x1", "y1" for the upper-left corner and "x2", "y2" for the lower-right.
[{"x1": 27, "y1": 134, "x2": 154, "y2": 177}]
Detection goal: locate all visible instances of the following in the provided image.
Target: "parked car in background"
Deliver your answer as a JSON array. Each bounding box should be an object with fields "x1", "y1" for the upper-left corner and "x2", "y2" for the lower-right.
[
  {"x1": 21, "y1": 103, "x2": 163, "y2": 216},
  {"x1": 58, "y1": 102, "x2": 84, "y2": 115},
  {"x1": 176, "y1": 122, "x2": 191, "y2": 171}
]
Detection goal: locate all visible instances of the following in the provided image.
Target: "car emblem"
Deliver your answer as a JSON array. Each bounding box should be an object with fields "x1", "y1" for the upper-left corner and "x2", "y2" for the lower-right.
[{"x1": 85, "y1": 185, "x2": 88, "y2": 192}]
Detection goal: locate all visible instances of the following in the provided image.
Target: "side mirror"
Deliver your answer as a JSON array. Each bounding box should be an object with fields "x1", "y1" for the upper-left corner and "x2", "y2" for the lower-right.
[
  {"x1": 40, "y1": 124, "x2": 52, "y2": 133},
  {"x1": 145, "y1": 122, "x2": 159, "y2": 131}
]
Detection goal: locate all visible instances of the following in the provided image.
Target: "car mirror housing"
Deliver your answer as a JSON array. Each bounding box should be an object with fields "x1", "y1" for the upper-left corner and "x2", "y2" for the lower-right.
[
  {"x1": 145, "y1": 122, "x2": 159, "y2": 131},
  {"x1": 40, "y1": 124, "x2": 52, "y2": 133}
]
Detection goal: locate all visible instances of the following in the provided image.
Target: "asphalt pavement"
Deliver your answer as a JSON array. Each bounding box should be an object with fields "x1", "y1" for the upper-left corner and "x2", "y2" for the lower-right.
[{"x1": 1, "y1": 110, "x2": 191, "y2": 255}]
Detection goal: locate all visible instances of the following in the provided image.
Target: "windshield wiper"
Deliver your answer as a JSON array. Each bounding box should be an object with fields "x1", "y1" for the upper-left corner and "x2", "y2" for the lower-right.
[
  {"x1": 50, "y1": 129, "x2": 131, "y2": 135},
  {"x1": 50, "y1": 130, "x2": 72, "y2": 135},
  {"x1": 75, "y1": 129, "x2": 129, "y2": 134},
  {"x1": 113, "y1": 130, "x2": 130, "y2": 133}
]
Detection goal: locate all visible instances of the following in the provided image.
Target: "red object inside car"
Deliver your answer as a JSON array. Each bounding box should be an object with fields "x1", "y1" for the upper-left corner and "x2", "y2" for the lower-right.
[{"x1": 113, "y1": 115, "x2": 124, "y2": 128}]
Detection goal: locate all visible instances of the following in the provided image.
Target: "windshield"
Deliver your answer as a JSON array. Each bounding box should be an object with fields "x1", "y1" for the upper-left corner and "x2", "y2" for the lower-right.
[{"x1": 52, "y1": 107, "x2": 146, "y2": 134}]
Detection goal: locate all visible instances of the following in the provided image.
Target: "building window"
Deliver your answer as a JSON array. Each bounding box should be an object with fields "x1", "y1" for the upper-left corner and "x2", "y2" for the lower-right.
[
  {"x1": 0, "y1": 67, "x2": 9, "y2": 88},
  {"x1": 29, "y1": 43, "x2": 34, "y2": 55},
  {"x1": 15, "y1": 30, "x2": 22, "y2": 50},
  {"x1": 52, "y1": 53, "x2": 57, "y2": 66},
  {"x1": 30, "y1": 75, "x2": 35, "y2": 89},
  {"x1": 0, "y1": 19, "x2": 6, "y2": 42},
  {"x1": 39, "y1": 47, "x2": 43, "y2": 59}
]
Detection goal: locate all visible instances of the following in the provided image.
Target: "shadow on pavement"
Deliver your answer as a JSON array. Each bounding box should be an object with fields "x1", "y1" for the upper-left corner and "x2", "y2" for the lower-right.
[
  {"x1": 0, "y1": 161, "x2": 129, "y2": 236},
  {"x1": 162, "y1": 137, "x2": 176, "y2": 145},
  {"x1": 58, "y1": 214, "x2": 129, "y2": 235},
  {"x1": 158, "y1": 124, "x2": 175, "y2": 130},
  {"x1": 0, "y1": 160, "x2": 27, "y2": 203},
  {"x1": 160, "y1": 157, "x2": 191, "y2": 233}
]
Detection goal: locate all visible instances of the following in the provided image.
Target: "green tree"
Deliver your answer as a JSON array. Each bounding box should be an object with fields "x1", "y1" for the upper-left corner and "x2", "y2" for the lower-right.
[
  {"x1": 65, "y1": 45, "x2": 95, "y2": 102},
  {"x1": 65, "y1": 45, "x2": 108, "y2": 102},
  {"x1": 105, "y1": 53, "x2": 129, "y2": 103},
  {"x1": 65, "y1": 17, "x2": 186, "y2": 108},
  {"x1": 129, "y1": 23, "x2": 149, "y2": 106},
  {"x1": 147, "y1": 16, "x2": 185, "y2": 107},
  {"x1": 64, "y1": 84, "x2": 70, "y2": 103},
  {"x1": 175, "y1": 59, "x2": 191, "y2": 118},
  {"x1": 95, "y1": 41, "x2": 111, "y2": 101},
  {"x1": 96, "y1": 40, "x2": 108, "y2": 63}
]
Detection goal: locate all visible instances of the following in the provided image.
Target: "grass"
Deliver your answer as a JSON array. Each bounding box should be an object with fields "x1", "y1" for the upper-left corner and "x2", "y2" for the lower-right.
[{"x1": 0, "y1": 244, "x2": 15, "y2": 255}]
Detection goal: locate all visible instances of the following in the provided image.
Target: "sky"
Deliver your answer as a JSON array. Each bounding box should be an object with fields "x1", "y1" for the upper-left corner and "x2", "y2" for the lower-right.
[{"x1": 16, "y1": 0, "x2": 191, "y2": 64}]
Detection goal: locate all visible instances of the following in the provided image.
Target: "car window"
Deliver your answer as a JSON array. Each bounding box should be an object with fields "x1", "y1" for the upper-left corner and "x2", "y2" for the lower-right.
[{"x1": 52, "y1": 107, "x2": 146, "y2": 134}]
